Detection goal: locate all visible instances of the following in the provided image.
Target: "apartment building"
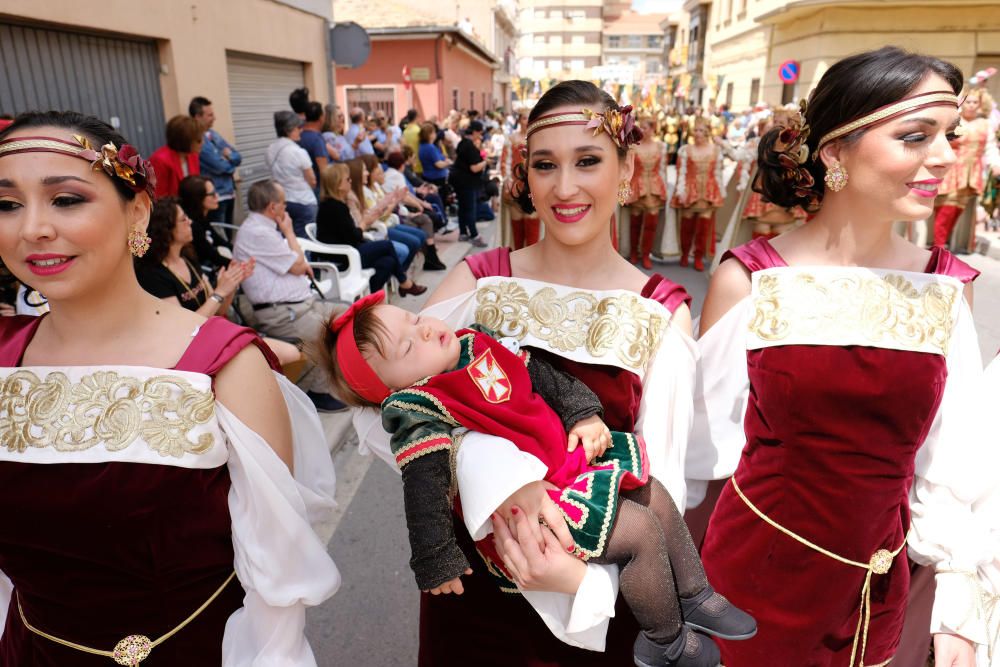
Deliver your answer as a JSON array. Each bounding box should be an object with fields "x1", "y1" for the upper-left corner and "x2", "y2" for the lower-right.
[
  {"x1": 517, "y1": 0, "x2": 625, "y2": 87},
  {"x1": 703, "y1": 0, "x2": 1000, "y2": 111},
  {"x1": 601, "y1": 9, "x2": 669, "y2": 85}
]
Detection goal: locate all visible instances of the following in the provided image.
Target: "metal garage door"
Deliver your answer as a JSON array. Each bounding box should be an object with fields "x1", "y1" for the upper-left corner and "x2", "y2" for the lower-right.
[
  {"x1": 0, "y1": 21, "x2": 165, "y2": 156},
  {"x1": 226, "y1": 52, "x2": 305, "y2": 205}
]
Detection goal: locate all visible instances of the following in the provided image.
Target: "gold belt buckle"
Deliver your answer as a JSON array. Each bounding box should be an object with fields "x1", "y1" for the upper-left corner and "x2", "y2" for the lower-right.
[
  {"x1": 869, "y1": 549, "x2": 894, "y2": 575},
  {"x1": 112, "y1": 635, "x2": 153, "y2": 666}
]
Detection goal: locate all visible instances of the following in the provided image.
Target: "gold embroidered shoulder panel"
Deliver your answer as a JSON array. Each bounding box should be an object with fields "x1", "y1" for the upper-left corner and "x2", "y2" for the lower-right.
[
  {"x1": 0, "y1": 369, "x2": 217, "y2": 457},
  {"x1": 748, "y1": 267, "x2": 962, "y2": 355},
  {"x1": 474, "y1": 279, "x2": 669, "y2": 371}
]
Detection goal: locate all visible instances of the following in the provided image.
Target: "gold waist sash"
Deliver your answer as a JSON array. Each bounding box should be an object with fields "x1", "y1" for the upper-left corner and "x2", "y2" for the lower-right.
[
  {"x1": 731, "y1": 477, "x2": 905, "y2": 667},
  {"x1": 16, "y1": 570, "x2": 237, "y2": 666}
]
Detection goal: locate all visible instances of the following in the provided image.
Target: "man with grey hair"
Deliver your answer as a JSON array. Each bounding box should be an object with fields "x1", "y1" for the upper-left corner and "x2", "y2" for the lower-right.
[{"x1": 233, "y1": 179, "x2": 346, "y2": 412}]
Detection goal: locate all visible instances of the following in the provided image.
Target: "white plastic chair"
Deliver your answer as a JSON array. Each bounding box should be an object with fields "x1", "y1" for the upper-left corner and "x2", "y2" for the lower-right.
[
  {"x1": 297, "y1": 237, "x2": 374, "y2": 303},
  {"x1": 209, "y1": 221, "x2": 241, "y2": 244}
]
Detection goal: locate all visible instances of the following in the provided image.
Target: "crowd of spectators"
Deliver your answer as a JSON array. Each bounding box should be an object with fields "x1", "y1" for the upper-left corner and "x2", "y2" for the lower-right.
[{"x1": 0, "y1": 88, "x2": 509, "y2": 413}]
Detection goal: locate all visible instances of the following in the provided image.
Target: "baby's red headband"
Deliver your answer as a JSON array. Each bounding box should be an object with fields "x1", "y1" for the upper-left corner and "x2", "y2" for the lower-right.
[{"x1": 331, "y1": 290, "x2": 392, "y2": 405}]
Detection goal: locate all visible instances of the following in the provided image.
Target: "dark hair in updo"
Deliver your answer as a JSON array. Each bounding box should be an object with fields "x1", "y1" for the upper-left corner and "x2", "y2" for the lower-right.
[
  {"x1": 754, "y1": 46, "x2": 963, "y2": 211},
  {"x1": 514, "y1": 80, "x2": 625, "y2": 214},
  {"x1": 0, "y1": 110, "x2": 139, "y2": 203}
]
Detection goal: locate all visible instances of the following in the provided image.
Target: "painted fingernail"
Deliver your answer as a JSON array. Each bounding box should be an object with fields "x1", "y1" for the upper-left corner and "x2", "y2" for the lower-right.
[
  {"x1": 511, "y1": 506, "x2": 520, "y2": 515},
  {"x1": 567, "y1": 546, "x2": 575, "y2": 553}
]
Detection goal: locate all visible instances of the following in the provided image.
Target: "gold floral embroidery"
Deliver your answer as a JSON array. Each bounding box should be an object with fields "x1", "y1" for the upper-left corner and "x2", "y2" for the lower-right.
[
  {"x1": 749, "y1": 270, "x2": 959, "y2": 355},
  {"x1": 475, "y1": 282, "x2": 666, "y2": 370},
  {"x1": 0, "y1": 370, "x2": 216, "y2": 456}
]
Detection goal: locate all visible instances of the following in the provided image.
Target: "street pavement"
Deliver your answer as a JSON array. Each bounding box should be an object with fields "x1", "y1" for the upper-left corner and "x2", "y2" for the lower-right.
[{"x1": 305, "y1": 222, "x2": 1000, "y2": 666}]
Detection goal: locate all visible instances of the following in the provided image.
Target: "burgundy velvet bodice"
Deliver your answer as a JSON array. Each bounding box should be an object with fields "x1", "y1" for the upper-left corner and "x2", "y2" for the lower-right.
[
  {"x1": 0, "y1": 316, "x2": 274, "y2": 666},
  {"x1": 700, "y1": 239, "x2": 978, "y2": 666},
  {"x1": 465, "y1": 247, "x2": 690, "y2": 433}
]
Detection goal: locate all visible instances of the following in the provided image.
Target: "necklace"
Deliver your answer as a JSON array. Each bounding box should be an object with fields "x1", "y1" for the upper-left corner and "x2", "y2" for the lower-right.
[
  {"x1": 163, "y1": 257, "x2": 209, "y2": 305},
  {"x1": 17, "y1": 571, "x2": 236, "y2": 665}
]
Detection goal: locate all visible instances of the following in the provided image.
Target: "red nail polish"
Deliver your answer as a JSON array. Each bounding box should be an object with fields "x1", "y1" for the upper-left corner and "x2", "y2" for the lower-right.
[
  {"x1": 566, "y1": 546, "x2": 575, "y2": 553},
  {"x1": 511, "y1": 507, "x2": 519, "y2": 515}
]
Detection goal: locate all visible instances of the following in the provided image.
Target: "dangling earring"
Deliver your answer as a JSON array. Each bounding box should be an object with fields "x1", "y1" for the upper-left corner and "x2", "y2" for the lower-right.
[
  {"x1": 617, "y1": 181, "x2": 632, "y2": 206},
  {"x1": 824, "y1": 161, "x2": 848, "y2": 192},
  {"x1": 128, "y1": 226, "x2": 151, "y2": 257}
]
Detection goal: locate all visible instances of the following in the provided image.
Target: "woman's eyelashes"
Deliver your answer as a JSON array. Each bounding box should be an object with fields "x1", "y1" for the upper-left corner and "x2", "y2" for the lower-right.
[
  {"x1": 530, "y1": 156, "x2": 602, "y2": 170},
  {"x1": 53, "y1": 194, "x2": 86, "y2": 208},
  {"x1": 0, "y1": 199, "x2": 21, "y2": 212}
]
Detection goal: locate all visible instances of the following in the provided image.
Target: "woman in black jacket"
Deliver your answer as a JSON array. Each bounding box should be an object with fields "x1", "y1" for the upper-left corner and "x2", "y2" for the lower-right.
[
  {"x1": 315, "y1": 163, "x2": 427, "y2": 296},
  {"x1": 178, "y1": 175, "x2": 231, "y2": 271}
]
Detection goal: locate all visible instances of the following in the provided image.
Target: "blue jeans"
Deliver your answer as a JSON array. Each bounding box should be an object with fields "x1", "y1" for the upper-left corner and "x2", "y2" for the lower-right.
[
  {"x1": 391, "y1": 240, "x2": 408, "y2": 267},
  {"x1": 388, "y1": 225, "x2": 425, "y2": 270},
  {"x1": 285, "y1": 201, "x2": 318, "y2": 238},
  {"x1": 357, "y1": 240, "x2": 406, "y2": 291},
  {"x1": 455, "y1": 186, "x2": 480, "y2": 238}
]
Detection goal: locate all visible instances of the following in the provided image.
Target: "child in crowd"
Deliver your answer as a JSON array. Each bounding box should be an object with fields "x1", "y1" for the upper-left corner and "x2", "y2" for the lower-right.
[{"x1": 319, "y1": 292, "x2": 756, "y2": 667}]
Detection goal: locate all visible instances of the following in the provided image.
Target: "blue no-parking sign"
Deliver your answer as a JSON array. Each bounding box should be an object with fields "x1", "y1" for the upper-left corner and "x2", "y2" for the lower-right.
[{"x1": 779, "y1": 60, "x2": 800, "y2": 84}]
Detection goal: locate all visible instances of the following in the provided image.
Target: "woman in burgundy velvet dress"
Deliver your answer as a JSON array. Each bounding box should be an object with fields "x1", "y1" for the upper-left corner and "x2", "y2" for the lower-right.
[
  {"x1": 689, "y1": 47, "x2": 989, "y2": 667},
  {"x1": 0, "y1": 111, "x2": 339, "y2": 665},
  {"x1": 351, "y1": 81, "x2": 709, "y2": 665}
]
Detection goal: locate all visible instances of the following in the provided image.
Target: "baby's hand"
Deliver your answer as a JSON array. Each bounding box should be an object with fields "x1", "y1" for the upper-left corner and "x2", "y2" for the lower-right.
[
  {"x1": 567, "y1": 415, "x2": 611, "y2": 463},
  {"x1": 425, "y1": 568, "x2": 473, "y2": 595}
]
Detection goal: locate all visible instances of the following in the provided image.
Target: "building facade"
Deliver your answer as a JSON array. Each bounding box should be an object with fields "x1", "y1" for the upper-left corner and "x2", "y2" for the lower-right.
[
  {"x1": 334, "y1": 0, "x2": 508, "y2": 119},
  {"x1": 601, "y1": 9, "x2": 669, "y2": 85},
  {"x1": 517, "y1": 0, "x2": 612, "y2": 87},
  {"x1": 453, "y1": 0, "x2": 520, "y2": 109},
  {"x1": 701, "y1": 0, "x2": 1000, "y2": 111},
  {"x1": 0, "y1": 0, "x2": 333, "y2": 191}
]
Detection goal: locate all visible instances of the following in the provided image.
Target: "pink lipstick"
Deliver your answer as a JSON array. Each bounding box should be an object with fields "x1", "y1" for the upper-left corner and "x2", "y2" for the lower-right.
[
  {"x1": 26, "y1": 253, "x2": 75, "y2": 276},
  {"x1": 551, "y1": 204, "x2": 591, "y2": 224}
]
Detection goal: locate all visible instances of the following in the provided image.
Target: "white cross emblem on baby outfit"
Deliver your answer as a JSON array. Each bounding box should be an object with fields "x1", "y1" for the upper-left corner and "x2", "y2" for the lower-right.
[{"x1": 467, "y1": 349, "x2": 512, "y2": 403}]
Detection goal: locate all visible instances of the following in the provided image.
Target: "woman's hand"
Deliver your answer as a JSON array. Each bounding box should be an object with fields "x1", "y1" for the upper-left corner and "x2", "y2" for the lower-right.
[
  {"x1": 492, "y1": 509, "x2": 586, "y2": 594},
  {"x1": 932, "y1": 633, "x2": 977, "y2": 667},
  {"x1": 215, "y1": 262, "x2": 245, "y2": 298},
  {"x1": 0, "y1": 302, "x2": 14, "y2": 317},
  {"x1": 424, "y1": 568, "x2": 473, "y2": 596},
  {"x1": 497, "y1": 480, "x2": 574, "y2": 552}
]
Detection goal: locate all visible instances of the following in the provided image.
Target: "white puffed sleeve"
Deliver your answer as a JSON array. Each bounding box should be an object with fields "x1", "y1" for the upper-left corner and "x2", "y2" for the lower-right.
[
  {"x1": 635, "y1": 316, "x2": 698, "y2": 512},
  {"x1": 975, "y1": 358, "x2": 1000, "y2": 664},
  {"x1": 349, "y1": 290, "x2": 620, "y2": 651},
  {"x1": 675, "y1": 146, "x2": 688, "y2": 202},
  {"x1": 908, "y1": 299, "x2": 992, "y2": 646},
  {"x1": 219, "y1": 374, "x2": 342, "y2": 666},
  {"x1": 0, "y1": 570, "x2": 9, "y2": 640},
  {"x1": 686, "y1": 299, "x2": 752, "y2": 509}
]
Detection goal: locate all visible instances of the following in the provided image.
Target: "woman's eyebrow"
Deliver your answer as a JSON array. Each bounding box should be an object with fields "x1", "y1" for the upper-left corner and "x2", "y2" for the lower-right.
[
  {"x1": 531, "y1": 145, "x2": 606, "y2": 158},
  {"x1": 41, "y1": 175, "x2": 93, "y2": 186}
]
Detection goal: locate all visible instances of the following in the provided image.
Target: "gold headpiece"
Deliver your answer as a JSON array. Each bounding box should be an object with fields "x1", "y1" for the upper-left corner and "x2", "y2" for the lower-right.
[
  {"x1": 0, "y1": 134, "x2": 156, "y2": 198},
  {"x1": 815, "y1": 90, "x2": 960, "y2": 154},
  {"x1": 526, "y1": 105, "x2": 643, "y2": 148}
]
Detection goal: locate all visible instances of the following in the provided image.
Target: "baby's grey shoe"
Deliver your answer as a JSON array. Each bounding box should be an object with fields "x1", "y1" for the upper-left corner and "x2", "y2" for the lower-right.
[
  {"x1": 680, "y1": 584, "x2": 757, "y2": 640},
  {"x1": 633, "y1": 626, "x2": 720, "y2": 667}
]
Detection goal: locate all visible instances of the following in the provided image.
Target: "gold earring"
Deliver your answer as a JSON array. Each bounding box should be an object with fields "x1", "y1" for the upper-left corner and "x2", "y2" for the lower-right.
[
  {"x1": 824, "y1": 161, "x2": 848, "y2": 192},
  {"x1": 617, "y1": 181, "x2": 632, "y2": 206},
  {"x1": 128, "y1": 226, "x2": 151, "y2": 257}
]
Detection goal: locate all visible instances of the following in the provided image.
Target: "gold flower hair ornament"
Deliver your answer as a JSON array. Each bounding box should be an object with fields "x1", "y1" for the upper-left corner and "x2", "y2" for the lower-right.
[
  {"x1": 74, "y1": 135, "x2": 157, "y2": 199},
  {"x1": 770, "y1": 100, "x2": 817, "y2": 203},
  {"x1": 583, "y1": 105, "x2": 644, "y2": 149}
]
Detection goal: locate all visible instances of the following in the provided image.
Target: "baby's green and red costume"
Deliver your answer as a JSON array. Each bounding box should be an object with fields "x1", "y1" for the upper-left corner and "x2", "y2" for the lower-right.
[{"x1": 382, "y1": 326, "x2": 648, "y2": 591}]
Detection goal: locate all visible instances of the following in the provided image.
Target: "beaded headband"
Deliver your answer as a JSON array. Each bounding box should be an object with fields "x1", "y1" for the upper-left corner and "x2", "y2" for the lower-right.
[
  {"x1": 526, "y1": 106, "x2": 643, "y2": 149},
  {"x1": 0, "y1": 134, "x2": 156, "y2": 199},
  {"x1": 815, "y1": 90, "x2": 960, "y2": 154}
]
